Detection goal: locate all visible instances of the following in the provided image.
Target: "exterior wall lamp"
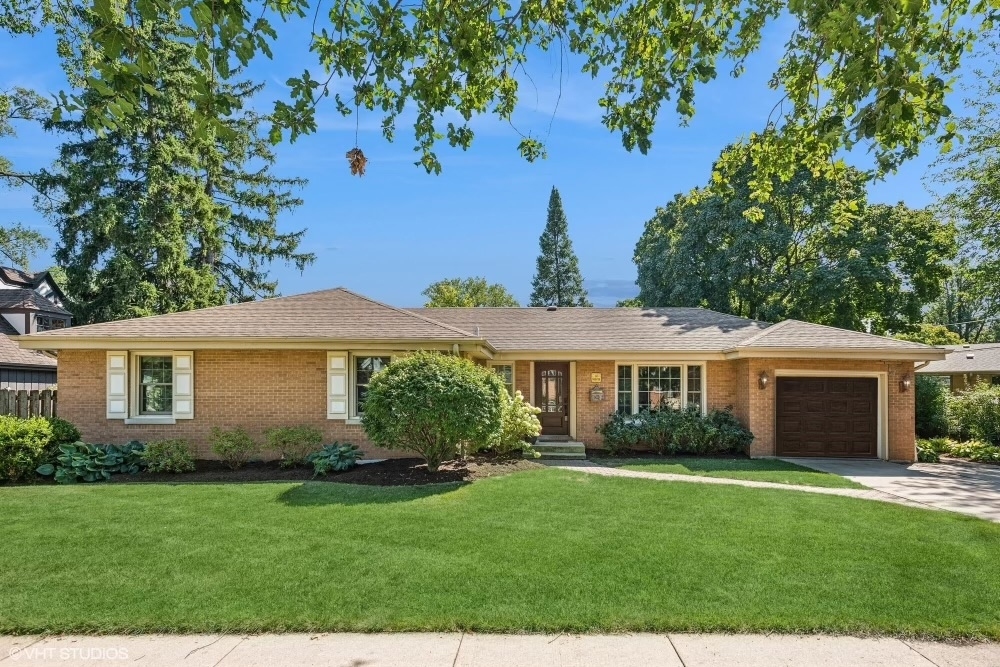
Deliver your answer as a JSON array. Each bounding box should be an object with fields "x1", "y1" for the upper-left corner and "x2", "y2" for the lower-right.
[
  {"x1": 900, "y1": 373, "x2": 912, "y2": 393},
  {"x1": 758, "y1": 371, "x2": 769, "y2": 390}
]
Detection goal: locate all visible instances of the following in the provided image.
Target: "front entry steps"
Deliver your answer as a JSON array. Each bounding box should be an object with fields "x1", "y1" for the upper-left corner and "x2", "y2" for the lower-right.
[{"x1": 531, "y1": 437, "x2": 586, "y2": 460}]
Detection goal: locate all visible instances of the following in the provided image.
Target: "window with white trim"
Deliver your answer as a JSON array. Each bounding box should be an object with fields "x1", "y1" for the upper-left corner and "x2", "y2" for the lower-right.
[
  {"x1": 616, "y1": 364, "x2": 705, "y2": 415},
  {"x1": 354, "y1": 356, "x2": 391, "y2": 416},
  {"x1": 491, "y1": 363, "x2": 514, "y2": 396},
  {"x1": 138, "y1": 356, "x2": 173, "y2": 415}
]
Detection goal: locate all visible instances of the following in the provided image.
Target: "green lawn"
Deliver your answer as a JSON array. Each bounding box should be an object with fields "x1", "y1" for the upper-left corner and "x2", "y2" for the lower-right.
[
  {"x1": 1, "y1": 468, "x2": 999, "y2": 638},
  {"x1": 605, "y1": 457, "x2": 864, "y2": 488}
]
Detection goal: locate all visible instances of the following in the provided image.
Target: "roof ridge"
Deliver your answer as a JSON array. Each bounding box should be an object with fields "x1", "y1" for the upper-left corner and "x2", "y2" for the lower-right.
[
  {"x1": 337, "y1": 288, "x2": 479, "y2": 338},
  {"x1": 736, "y1": 318, "x2": 794, "y2": 347}
]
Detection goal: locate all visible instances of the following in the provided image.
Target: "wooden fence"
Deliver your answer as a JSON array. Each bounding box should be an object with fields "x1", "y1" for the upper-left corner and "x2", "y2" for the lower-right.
[{"x1": 0, "y1": 389, "x2": 57, "y2": 418}]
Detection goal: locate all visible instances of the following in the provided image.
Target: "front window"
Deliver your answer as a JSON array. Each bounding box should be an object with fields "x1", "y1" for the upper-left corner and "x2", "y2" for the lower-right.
[
  {"x1": 492, "y1": 364, "x2": 514, "y2": 396},
  {"x1": 36, "y1": 316, "x2": 66, "y2": 332},
  {"x1": 139, "y1": 356, "x2": 173, "y2": 415},
  {"x1": 355, "y1": 356, "x2": 391, "y2": 415},
  {"x1": 638, "y1": 365, "x2": 682, "y2": 411},
  {"x1": 617, "y1": 364, "x2": 705, "y2": 414},
  {"x1": 687, "y1": 366, "x2": 703, "y2": 407},
  {"x1": 617, "y1": 365, "x2": 633, "y2": 415}
]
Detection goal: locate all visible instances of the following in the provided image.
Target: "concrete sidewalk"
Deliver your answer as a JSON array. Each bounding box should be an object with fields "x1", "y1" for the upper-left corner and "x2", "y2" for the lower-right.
[{"x1": 2, "y1": 633, "x2": 997, "y2": 666}]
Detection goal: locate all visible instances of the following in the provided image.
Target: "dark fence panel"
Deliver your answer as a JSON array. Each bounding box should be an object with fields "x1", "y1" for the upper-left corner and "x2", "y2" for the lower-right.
[{"x1": 0, "y1": 388, "x2": 57, "y2": 417}]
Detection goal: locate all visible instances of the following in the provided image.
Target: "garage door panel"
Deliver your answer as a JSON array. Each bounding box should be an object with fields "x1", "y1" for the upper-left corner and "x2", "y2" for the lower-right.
[{"x1": 776, "y1": 377, "x2": 877, "y2": 458}]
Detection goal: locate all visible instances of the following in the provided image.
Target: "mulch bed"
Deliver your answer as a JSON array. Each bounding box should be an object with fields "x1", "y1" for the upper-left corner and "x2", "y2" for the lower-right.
[{"x1": 97, "y1": 454, "x2": 544, "y2": 487}]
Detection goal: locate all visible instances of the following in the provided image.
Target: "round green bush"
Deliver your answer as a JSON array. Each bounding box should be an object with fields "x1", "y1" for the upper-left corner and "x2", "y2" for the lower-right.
[
  {"x1": 45, "y1": 417, "x2": 82, "y2": 447},
  {"x1": 361, "y1": 351, "x2": 507, "y2": 472},
  {"x1": 0, "y1": 416, "x2": 54, "y2": 482}
]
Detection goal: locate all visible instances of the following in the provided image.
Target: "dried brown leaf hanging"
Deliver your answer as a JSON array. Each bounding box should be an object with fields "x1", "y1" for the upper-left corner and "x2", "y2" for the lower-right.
[{"x1": 346, "y1": 147, "x2": 368, "y2": 177}]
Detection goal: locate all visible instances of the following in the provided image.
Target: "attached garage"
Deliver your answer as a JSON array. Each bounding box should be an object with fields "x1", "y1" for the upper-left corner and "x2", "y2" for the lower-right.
[{"x1": 775, "y1": 376, "x2": 878, "y2": 458}]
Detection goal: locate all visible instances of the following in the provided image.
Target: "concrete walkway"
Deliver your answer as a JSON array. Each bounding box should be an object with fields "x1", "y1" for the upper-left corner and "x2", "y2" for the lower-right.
[
  {"x1": 2, "y1": 633, "x2": 997, "y2": 666},
  {"x1": 547, "y1": 460, "x2": 940, "y2": 512},
  {"x1": 785, "y1": 458, "x2": 1000, "y2": 523}
]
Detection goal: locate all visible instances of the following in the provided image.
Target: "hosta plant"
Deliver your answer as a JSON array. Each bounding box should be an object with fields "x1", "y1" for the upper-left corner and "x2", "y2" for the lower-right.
[
  {"x1": 306, "y1": 443, "x2": 363, "y2": 476},
  {"x1": 37, "y1": 441, "x2": 145, "y2": 484}
]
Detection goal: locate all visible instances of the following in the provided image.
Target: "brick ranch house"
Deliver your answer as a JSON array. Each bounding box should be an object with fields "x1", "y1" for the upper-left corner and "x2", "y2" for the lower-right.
[{"x1": 18, "y1": 288, "x2": 945, "y2": 462}]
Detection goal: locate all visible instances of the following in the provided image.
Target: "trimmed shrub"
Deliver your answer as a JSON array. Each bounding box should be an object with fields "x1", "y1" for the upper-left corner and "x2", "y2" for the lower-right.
[
  {"x1": 596, "y1": 407, "x2": 753, "y2": 456},
  {"x1": 143, "y1": 439, "x2": 196, "y2": 473},
  {"x1": 46, "y1": 417, "x2": 81, "y2": 447},
  {"x1": 915, "y1": 375, "x2": 949, "y2": 438},
  {"x1": 210, "y1": 427, "x2": 259, "y2": 470},
  {"x1": 265, "y1": 425, "x2": 324, "y2": 468},
  {"x1": 490, "y1": 390, "x2": 542, "y2": 456},
  {"x1": 947, "y1": 382, "x2": 1000, "y2": 446},
  {"x1": 37, "y1": 441, "x2": 145, "y2": 483},
  {"x1": 307, "y1": 442, "x2": 363, "y2": 475},
  {"x1": 361, "y1": 351, "x2": 507, "y2": 472},
  {"x1": 0, "y1": 416, "x2": 53, "y2": 482},
  {"x1": 596, "y1": 412, "x2": 644, "y2": 455}
]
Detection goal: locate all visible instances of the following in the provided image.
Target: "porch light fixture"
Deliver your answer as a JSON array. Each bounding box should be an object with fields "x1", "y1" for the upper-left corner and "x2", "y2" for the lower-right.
[
  {"x1": 758, "y1": 371, "x2": 769, "y2": 390},
  {"x1": 900, "y1": 373, "x2": 912, "y2": 393}
]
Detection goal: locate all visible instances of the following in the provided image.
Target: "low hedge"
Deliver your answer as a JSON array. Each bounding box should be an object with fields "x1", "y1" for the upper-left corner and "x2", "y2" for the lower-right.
[{"x1": 598, "y1": 407, "x2": 754, "y2": 456}]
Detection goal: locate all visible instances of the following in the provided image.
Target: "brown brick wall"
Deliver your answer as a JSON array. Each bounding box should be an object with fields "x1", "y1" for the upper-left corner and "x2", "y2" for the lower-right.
[
  {"x1": 59, "y1": 350, "x2": 918, "y2": 463},
  {"x1": 574, "y1": 360, "x2": 616, "y2": 447},
  {"x1": 514, "y1": 360, "x2": 531, "y2": 400},
  {"x1": 58, "y1": 349, "x2": 400, "y2": 459}
]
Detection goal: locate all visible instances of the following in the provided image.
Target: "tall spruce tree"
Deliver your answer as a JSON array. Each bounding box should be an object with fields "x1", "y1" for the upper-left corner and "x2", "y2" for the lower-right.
[
  {"x1": 36, "y1": 8, "x2": 313, "y2": 323},
  {"x1": 529, "y1": 187, "x2": 590, "y2": 307}
]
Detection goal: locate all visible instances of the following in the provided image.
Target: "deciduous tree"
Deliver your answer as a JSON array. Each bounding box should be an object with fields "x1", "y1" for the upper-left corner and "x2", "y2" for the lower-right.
[
  {"x1": 635, "y1": 142, "x2": 957, "y2": 333},
  {"x1": 62, "y1": 0, "x2": 991, "y2": 190},
  {"x1": 422, "y1": 277, "x2": 519, "y2": 307}
]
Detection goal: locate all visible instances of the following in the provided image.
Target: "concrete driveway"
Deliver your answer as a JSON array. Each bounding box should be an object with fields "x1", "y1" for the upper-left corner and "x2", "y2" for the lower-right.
[{"x1": 784, "y1": 458, "x2": 1000, "y2": 522}]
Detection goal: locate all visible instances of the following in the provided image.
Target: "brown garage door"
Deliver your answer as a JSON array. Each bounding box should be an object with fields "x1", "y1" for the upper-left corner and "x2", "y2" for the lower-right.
[{"x1": 775, "y1": 377, "x2": 878, "y2": 458}]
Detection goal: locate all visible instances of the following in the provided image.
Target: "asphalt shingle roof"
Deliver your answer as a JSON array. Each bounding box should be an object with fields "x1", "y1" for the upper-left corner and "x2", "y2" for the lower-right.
[
  {"x1": 0, "y1": 289, "x2": 71, "y2": 315},
  {"x1": 408, "y1": 307, "x2": 770, "y2": 351},
  {"x1": 0, "y1": 334, "x2": 56, "y2": 367},
  {"x1": 734, "y1": 318, "x2": 934, "y2": 351},
  {"x1": 917, "y1": 343, "x2": 1000, "y2": 374},
  {"x1": 19, "y1": 287, "x2": 941, "y2": 358},
  {"x1": 27, "y1": 288, "x2": 475, "y2": 341}
]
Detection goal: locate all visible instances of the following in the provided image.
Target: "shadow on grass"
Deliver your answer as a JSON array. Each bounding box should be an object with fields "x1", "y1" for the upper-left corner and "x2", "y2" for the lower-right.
[{"x1": 277, "y1": 481, "x2": 464, "y2": 507}]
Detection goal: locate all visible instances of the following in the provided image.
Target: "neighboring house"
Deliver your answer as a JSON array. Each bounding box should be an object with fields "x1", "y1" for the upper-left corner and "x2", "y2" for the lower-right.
[
  {"x1": 18, "y1": 288, "x2": 943, "y2": 462},
  {"x1": 0, "y1": 268, "x2": 71, "y2": 390},
  {"x1": 916, "y1": 343, "x2": 1000, "y2": 392}
]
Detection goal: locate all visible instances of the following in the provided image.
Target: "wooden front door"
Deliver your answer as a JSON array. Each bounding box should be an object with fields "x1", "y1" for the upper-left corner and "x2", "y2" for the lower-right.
[{"x1": 535, "y1": 362, "x2": 570, "y2": 436}]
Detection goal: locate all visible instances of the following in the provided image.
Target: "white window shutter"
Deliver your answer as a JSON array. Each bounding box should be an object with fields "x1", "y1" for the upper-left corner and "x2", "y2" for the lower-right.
[
  {"x1": 173, "y1": 352, "x2": 195, "y2": 419},
  {"x1": 106, "y1": 351, "x2": 128, "y2": 419},
  {"x1": 327, "y1": 352, "x2": 349, "y2": 419}
]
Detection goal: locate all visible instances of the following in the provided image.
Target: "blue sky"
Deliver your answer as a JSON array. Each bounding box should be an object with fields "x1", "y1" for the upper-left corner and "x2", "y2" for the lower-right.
[{"x1": 0, "y1": 17, "x2": 948, "y2": 307}]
